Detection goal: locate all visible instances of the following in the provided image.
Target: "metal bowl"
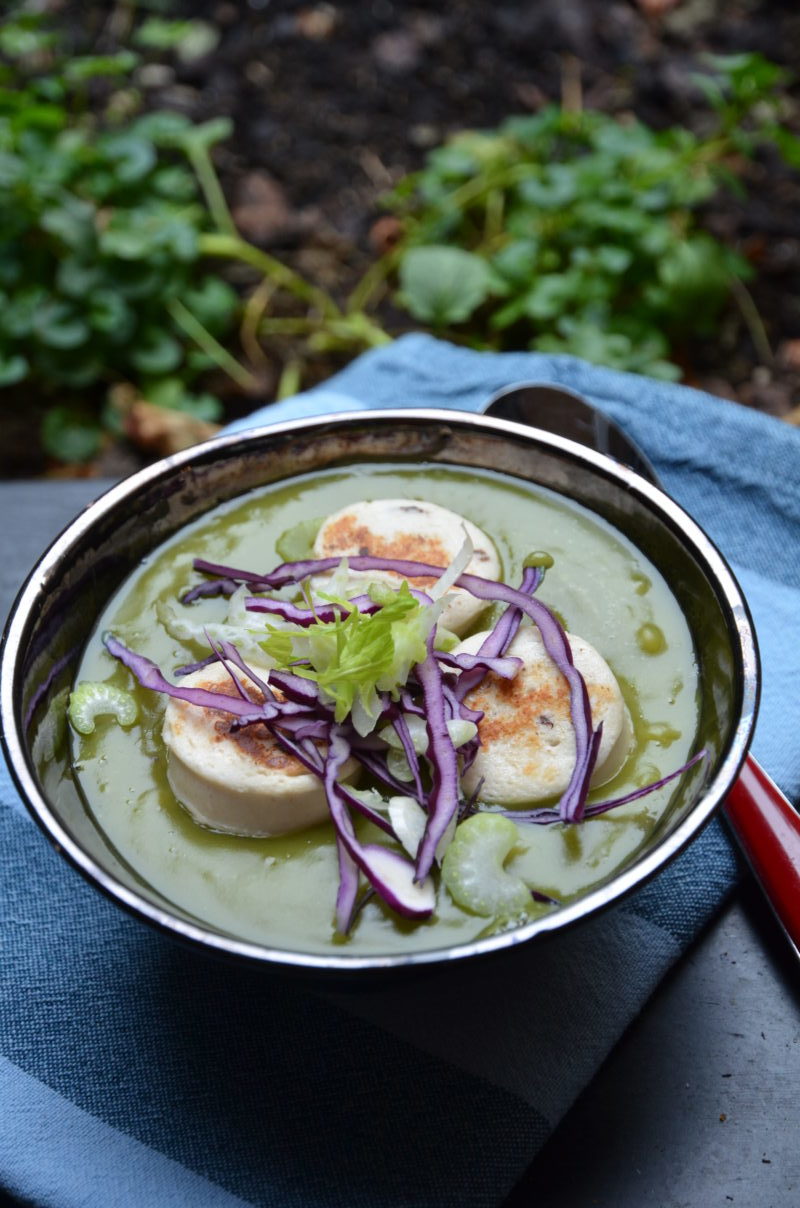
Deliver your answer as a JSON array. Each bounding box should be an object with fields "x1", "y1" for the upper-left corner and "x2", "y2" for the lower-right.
[{"x1": 0, "y1": 409, "x2": 758, "y2": 977}]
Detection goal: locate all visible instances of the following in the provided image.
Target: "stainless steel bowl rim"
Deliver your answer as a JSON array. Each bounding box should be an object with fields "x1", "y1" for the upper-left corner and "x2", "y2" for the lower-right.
[{"x1": 0, "y1": 407, "x2": 759, "y2": 972}]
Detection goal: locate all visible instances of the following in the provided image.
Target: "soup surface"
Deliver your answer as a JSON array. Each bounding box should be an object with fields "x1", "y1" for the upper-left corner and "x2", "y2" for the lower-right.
[{"x1": 72, "y1": 462, "x2": 699, "y2": 955}]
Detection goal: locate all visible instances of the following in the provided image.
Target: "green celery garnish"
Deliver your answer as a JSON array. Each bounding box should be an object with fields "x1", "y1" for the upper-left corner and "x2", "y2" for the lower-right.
[
  {"x1": 442, "y1": 814, "x2": 531, "y2": 918},
  {"x1": 68, "y1": 682, "x2": 137, "y2": 735},
  {"x1": 260, "y1": 580, "x2": 437, "y2": 733}
]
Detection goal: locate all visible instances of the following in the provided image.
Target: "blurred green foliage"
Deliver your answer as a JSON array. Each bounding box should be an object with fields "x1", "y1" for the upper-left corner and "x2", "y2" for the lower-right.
[
  {"x1": 2, "y1": 4, "x2": 799, "y2": 469},
  {"x1": 0, "y1": 6, "x2": 239, "y2": 460},
  {"x1": 388, "y1": 53, "x2": 800, "y2": 379},
  {"x1": 133, "y1": 18, "x2": 220, "y2": 63}
]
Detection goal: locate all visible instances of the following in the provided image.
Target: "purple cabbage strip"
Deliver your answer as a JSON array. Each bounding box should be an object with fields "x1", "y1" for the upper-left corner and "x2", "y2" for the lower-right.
[
  {"x1": 439, "y1": 678, "x2": 481, "y2": 778},
  {"x1": 236, "y1": 715, "x2": 331, "y2": 742},
  {"x1": 244, "y1": 593, "x2": 378, "y2": 625},
  {"x1": 298, "y1": 736, "x2": 323, "y2": 772},
  {"x1": 190, "y1": 553, "x2": 541, "y2": 605},
  {"x1": 399, "y1": 688, "x2": 425, "y2": 717},
  {"x1": 323, "y1": 728, "x2": 432, "y2": 924},
  {"x1": 174, "y1": 652, "x2": 220, "y2": 678},
  {"x1": 437, "y1": 650, "x2": 523, "y2": 679},
  {"x1": 335, "y1": 837, "x2": 361, "y2": 936},
  {"x1": 323, "y1": 731, "x2": 362, "y2": 933},
  {"x1": 437, "y1": 566, "x2": 540, "y2": 782},
  {"x1": 173, "y1": 635, "x2": 278, "y2": 700},
  {"x1": 453, "y1": 564, "x2": 541, "y2": 703},
  {"x1": 269, "y1": 669, "x2": 325, "y2": 707},
  {"x1": 436, "y1": 674, "x2": 483, "y2": 730},
  {"x1": 414, "y1": 633, "x2": 463, "y2": 881},
  {"x1": 105, "y1": 633, "x2": 330, "y2": 732},
  {"x1": 181, "y1": 577, "x2": 243, "y2": 604},
  {"x1": 205, "y1": 634, "x2": 259, "y2": 702},
  {"x1": 452, "y1": 572, "x2": 597, "y2": 825},
  {"x1": 104, "y1": 634, "x2": 273, "y2": 719},
  {"x1": 354, "y1": 747, "x2": 425, "y2": 803},
  {"x1": 337, "y1": 786, "x2": 394, "y2": 835},
  {"x1": 495, "y1": 749, "x2": 710, "y2": 824},
  {"x1": 192, "y1": 559, "x2": 273, "y2": 584},
  {"x1": 462, "y1": 777, "x2": 485, "y2": 818},
  {"x1": 439, "y1": 677, "x2": 461, "y2": 723},
  {"x1": 391, "y1": 711, "x2": 425, "y2": 803},
  {"x1": 346, "y1": 885, "x2": 377, "y2": 929}
]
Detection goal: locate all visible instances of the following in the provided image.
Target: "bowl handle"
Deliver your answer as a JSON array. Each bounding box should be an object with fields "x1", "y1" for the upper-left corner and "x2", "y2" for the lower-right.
[{"x1": 724, "y1": 755, "x2": 800, "y2": 959}]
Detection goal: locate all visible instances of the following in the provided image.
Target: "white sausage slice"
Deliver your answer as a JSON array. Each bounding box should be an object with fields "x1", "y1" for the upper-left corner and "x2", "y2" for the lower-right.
[
  {"x1": 457, "y1": 626, "x2": 634, "y2": 805},
  {"x1": 162, "y1": 664, "x2": 358, "y2": 836},
  {"x1": 311, "y1": 498, "x2": 501, "y2": 635}
]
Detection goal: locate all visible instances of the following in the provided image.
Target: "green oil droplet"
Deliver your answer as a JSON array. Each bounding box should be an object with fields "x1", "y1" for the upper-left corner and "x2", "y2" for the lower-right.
[
  {"x1": 643, "y1": 722, "x2": 682, "y2": 748},
  {"x1": 631, "y1": 571, "x2": 652, "y2": 596},
  {"x1": 636, "y1": 622, "x2": 667, "y2": 656},
  {"x1": 524, "y1": 551, "x2": 555, "y2": 570}
]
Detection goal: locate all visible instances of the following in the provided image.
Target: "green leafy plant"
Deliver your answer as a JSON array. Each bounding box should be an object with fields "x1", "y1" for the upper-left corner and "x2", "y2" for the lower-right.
[
  {"x1": 386, "y1": 55, "x2": 800, "y2": 378},
  {"x1": 0, "y1": 9, "x2": 250, "y2": 459},
  {"x1": 0, "y1": 5, "x2": 393, "y2": 463},
  {"x1": 3, "y1": 8, "x2": 798, "y2": 469},
  {"x1": 133, "y1": 18, "x2": 220, "y2": 63}
]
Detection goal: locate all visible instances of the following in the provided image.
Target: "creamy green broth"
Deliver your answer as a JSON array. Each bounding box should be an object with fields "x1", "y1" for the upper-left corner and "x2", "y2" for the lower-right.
[{"x1": 73, "y1": 462, "x2": 699, "y2": 955}]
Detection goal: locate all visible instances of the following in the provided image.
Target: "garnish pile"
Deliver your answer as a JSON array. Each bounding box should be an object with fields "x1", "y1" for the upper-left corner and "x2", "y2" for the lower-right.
[{"x1": 76, "y1": 545, "x2": 706, "y2": 934}]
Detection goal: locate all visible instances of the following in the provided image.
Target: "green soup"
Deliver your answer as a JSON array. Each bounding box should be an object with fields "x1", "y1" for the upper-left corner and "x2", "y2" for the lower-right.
[{"x1": 72, "y1": 462, "x2": 699, "y2": 955}]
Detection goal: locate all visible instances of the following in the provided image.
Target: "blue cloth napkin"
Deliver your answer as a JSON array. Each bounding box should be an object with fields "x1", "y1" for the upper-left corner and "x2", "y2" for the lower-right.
[{"x1": 2, "y1": 334, "x2": 799, "y2": 1208}]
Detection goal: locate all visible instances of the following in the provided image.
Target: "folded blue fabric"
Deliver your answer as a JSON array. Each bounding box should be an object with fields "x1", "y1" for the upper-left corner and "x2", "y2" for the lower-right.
[{"x1": 2, "y1": 335, "x2": 799, "y2": 1208}]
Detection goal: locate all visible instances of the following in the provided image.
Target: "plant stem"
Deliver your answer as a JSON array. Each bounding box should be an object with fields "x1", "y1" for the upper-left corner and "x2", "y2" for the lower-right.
[
  {"x1": 258, "y1": 317, "x2": 318, "y2": 336},
  {"x1": 260, "y1": 314, "x2": 392, "y2": 348},
  {"x1": 276, "y1": 359, "x2": 303, "y2": 399},
  {"x1": 728, "y1": 274, "x2": 774, "y2": 367},
  {"x1": 560, "y1": 54, "x2": 583, "y2": 114},
  {"x1": 442, "y1": 161, "x2": 539, "y2": 218},
  {"x1": 484, "y1": 188, "x2": 505, "y2": 243},
  {"x1": 240, "y1": 279, "x2": 275, "y2": 369},
  {"x1": 167, "y1": 297, "x2": 258, "y2": 390},
  {"x1": 346, "y1": 251, "x2": 398, "y2": 315},
  {"x1": 199, "y1": 233, "x2": 340, "y2": 318},
  {"x1": 187, "y1": 145, "x2": 238, "y2": 238},
  {"x1": 356, "y1": 320, "x2": 394, "y2": 349}
]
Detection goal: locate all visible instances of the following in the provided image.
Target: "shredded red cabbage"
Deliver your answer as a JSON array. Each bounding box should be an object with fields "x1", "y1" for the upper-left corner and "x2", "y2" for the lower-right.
[
  {"x1": 174, "y1": 651, "x2": 223, "y2": 678},
  {"x1": 498, "y1": 749, "x2": 710, "y2": 824},
  {"x1": 107, "y1": 633, "x2": 398, "y2": 841},
  {"x1": 453, "y1": 564, "x2": 541, "y2": 702},
  {"x1": 104, "y1": 634, "x2": 282, "y2": 719},
  {"x1": 414, "y1": 632, "x2": 463, "y2": 881},
  {"x1": 181, "y1": 577, "x2": 244, "y2": 604},
  {"x1": 391, "y1": 710, "x2": 425, "y2": 803},
  {"x1": 101, "y1": 548, "x2": 708, "y2": 933},
  {"x1": 244, "y1": 593, "x2": 377, "y2": 625},
  {"x1": 187, "y1": 552, "x2": 600, "y2": 822},
  {"x1": 323, "y1": 728, "x2": 433, "y2": 922},
  {"x1": 436, "y1": 650, "x2": 523, "y2": 679}
]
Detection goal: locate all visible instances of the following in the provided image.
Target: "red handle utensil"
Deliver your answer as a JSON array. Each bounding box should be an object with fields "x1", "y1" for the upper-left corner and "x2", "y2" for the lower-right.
[{"x1": 725, "y1": 757, "x2": 800, "y2": 958}]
